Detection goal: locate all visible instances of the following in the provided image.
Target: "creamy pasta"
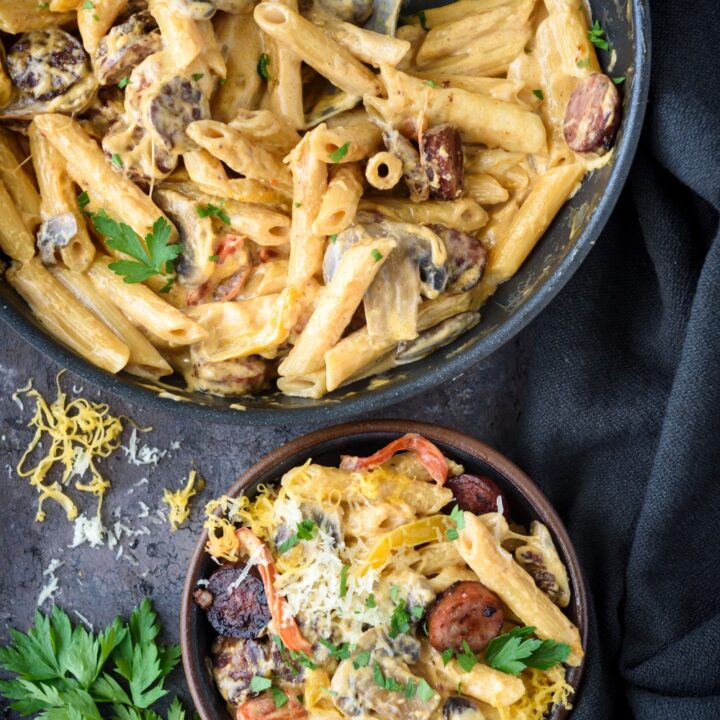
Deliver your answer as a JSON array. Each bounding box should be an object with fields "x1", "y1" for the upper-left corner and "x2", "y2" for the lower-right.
[
  {"x1": 194, "y1": 434, "x2": 583, "y2": 720},
  {"x1": 0, "y1": 0, "x2": 622, "y2": 398}
]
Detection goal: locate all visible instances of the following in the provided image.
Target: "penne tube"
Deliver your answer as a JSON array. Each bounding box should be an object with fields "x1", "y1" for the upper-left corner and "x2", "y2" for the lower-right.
[
  {"x1": 360, "y1": 197, "x2": 488, "y2": 233},
  {"x1": 262, "y1": 0, "x2": 305, "y2": 130},
  {"x1": 395, "y1": 24, "x2": 426, "y2": 73},
  {"x1": 410, "y1": 73, "x2": 527, "y2": 103},
  {"x1": 212, "y1": 13, "x2": 264, "y2": 121},
  {"x1": 308, "y1": 120, "x2": 383, "y2": 164},
  {"x1": 0, "y1": 2, "x2": 74, "y2": 33},
  {"x1": 373, "y1": 65, "x2": 546, "y2": 154},
  {"x1": 457, "y1": 512, "x2": 584, "y2": 665},
  {"x1": 279, "y1": 238, "x2": 395, "y2": 377},
  {"x1": 0, "y1": 130, "x2": 41, "y2": 232},
  {"x1": 224, "y1": 201, "x2": 291, "y2": 247},
  {"x1": 307, "y1": 7, "x2": 411, "y2": 68},
  {"x1": 183, "y1": 149, "x2": 286, "y2": 204},
  {"x1": 254, "y1": 3, "x2": 382, "y2": 97},
  {"x1": 7, "y1": 259, "x2": 130, "y2": 373},
  {"x1": 465, "y1": 148, "x2": 527, "y2": 177},
  {"x1": 485, "y1": 164, "x2": 584, "y2": 284},
  {"x1": 312, "y1": 164, "x2": 363, "y2": 237},
  {"x1": 228, "y1": 109, "x2": 301, "y2": 155},
  {"x1": 416, "y1": 0, "x2": 534, "y2": 65},
  {"x1": 365, "y1": 152, "x2": 403, "y2": 190},
  {"x1": 33, "y1": 115, "x2": 174, "y2": 241},
  {"x1": 28, "y1": 122, "x2": 95, "y2": 271},
  {"x1": 49, "y1": 0, "x2": 79, "y2": 10},
  {"x1": 0, "y1": 180, "x2": 35, "y2": 262},
  {"x1": 276, "y1": 370, "x2": 328, "y2": 399},
  {"x1": 187, "y1": 120, "x2": 293, "y2": 194},
  {"x1": 78, "y1": 0, "x2": 127, "y2": 54},
  {"x1": 464, "y1": 173, "x2": 510, "y2": 205},
  {"x1": 234, "y1": 260, "x2": 289, "y2": 300},
  {"x1": 148, "y1": 0, "x2": 204, "y2": 69},
  {"x1": 51, "y1": 265, "x2": 173, "y2": 379},
  {"x1": 287, "y1": 132, "x2": 328, "y2": 284},
  {"x1": 0, "y1": 47, "x2": 12, "y2": 107},
  {"x1": 88, "y1": 257, "x2": 207, "y2": 345},
  {"x1": 405, "y1": 0, "x2": 517, "y2": 29}
]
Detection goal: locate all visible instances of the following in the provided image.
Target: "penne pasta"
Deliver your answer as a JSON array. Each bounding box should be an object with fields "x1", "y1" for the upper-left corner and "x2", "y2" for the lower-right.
[
  {"x1": 360, "y1": 197, "x2": 489, "y2": 233},
  {"x1": 0, "y1": 130, "x2": 41, "y2": 232},
  {"x1": 464, "y1": 173, "x2": 510, "y2": 205},
  {"x1": 78, "y1": 0, "x2": 127, "y2": 54},
  {"x1": 312, "y1": 164, "x2": 363, "y2": 237},
  {"x1": 7, "y1": 259, "x2": 130, "y2": 373},
  {"x1": 365, "y1": 152, "x2": 403, "y2": 190},
  {"x1": 228, "y1": 109, "x2": 301, "y2": 156},
  {"x1": 308, "y1": 120, "x2": 383, "y2": 164},
  {"x1": 0, "y1": 180, "x2": 35, "y2": 262}
]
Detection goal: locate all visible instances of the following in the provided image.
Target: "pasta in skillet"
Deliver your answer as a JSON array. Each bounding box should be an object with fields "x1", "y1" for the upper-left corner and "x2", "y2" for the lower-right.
[
  {"x1": 0, "y1": 0, "x2": 622, "y2": 398},
  {"x1": 194, "y1": 434, "x2": 583, "y2": 719}
]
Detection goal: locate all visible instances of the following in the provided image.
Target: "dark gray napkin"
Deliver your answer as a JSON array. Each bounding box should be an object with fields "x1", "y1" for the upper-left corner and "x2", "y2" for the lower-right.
[{"x1": 512, "y1": 1, "x2": 720, "y2": 717}]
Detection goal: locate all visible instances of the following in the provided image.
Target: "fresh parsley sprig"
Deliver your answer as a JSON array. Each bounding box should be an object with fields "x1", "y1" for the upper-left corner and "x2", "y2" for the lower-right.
[
  {"x1": 277, "y1": 518, "x2": 318, "y2": 553},
  {"x1": 197, "y1": 203, "x2": 230, "y2": 225},
  {"x1": 0, "y1": 599, "x2": 185, "y2": 719},
  {"x1": 445, "y1": 504, "x2": 465, "y2": 541},
  {"x1": 485, "y1": 626, "x2": 571, "y2": 675},
  {"x1": 587, "y1": 19, "x2": 609, "y2": 51},
  {"x1": 90, "y1": 210, "x2": 181, "y2": 292}
]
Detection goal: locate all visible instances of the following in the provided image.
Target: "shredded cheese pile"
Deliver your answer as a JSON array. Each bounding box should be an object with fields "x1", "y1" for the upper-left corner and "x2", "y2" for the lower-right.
[
  {"x1": 497, "y1": 666, "x2": 574, "y2": 720},
  {"x1": 14, "y1": 373, "x2": 129, "y2": 521},
  {"x1": 163, "y1": 469, "x2": 204, "y2": 530}
]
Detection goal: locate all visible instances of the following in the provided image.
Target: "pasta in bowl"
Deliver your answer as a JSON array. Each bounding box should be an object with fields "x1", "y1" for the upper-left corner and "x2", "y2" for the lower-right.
[
  {"x1": 0, "y1": 0, "x2": 649, "y2": 418},
  {"x1": 181, "y1": 422, "x2": 587, "y2": 719}
]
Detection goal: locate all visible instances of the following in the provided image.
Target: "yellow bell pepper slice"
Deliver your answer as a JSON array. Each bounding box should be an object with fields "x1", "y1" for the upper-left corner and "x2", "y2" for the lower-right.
[{"x1": 359, "y1": 515, "x2": 453, "y2": 575}]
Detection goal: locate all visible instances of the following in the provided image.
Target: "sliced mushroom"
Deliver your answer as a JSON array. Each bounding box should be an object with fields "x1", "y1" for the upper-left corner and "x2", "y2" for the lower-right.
[
  {"x1": 429, "y1": 224, "x2": 487, "y2": 293},
  {"x1": 315, "y1": 0, "x2": 374, "y2": 25},
  {"x1": 36, "y1": 213, "x2": 78, "y2": 266},
  {"x1": 354, "y1": 626, "x2": 421, "y2": 665},
  {"x1": 396, "y1": 312, "x2": 480, "y2": 364},
  {"x1": 169, "y1": 0, "x2": 216, "y2": 19},
  {"x1": 153, "y1": 186, "x2": 216, "y2": 288},
  {"x1": 442, "y1": 697, "x2": 485, "y2": 720},
  {"x1": 382, "y1": 126, "x2": 430, "y2": 201},
  {"x1": 94, "y1": 11, "x2": 163, "y2": 86},
  {"x1": 211, "y1": 636, "x2": 271, "y2": 706},
  {"x1": 1, "y1": 29, "x2": 97, "y2": 119}
]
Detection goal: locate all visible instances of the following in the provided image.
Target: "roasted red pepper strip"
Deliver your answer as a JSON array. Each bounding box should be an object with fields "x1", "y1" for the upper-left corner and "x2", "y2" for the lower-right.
[
  {"x1": 339, "y1": 433, "x2": 448, "y2": 486},
  {"x1": 237, "y1": 690, "x2": 307, "y2": 720},
  {"x1": 235, "y1": 528, "x2": 312, "y2": 654}
]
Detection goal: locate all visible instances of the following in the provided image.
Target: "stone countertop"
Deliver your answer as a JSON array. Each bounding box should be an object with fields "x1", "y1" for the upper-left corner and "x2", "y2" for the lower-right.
[{"x1": 0, "y1": 330, "x2": 527, "y2": 716}]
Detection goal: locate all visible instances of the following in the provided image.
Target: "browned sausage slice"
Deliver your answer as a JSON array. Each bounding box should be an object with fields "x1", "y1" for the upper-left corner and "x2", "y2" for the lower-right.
[
  {"x1": 446, "y1": 473, "x2": 507, "y2": 516},
  {"x1": 563, "y1": 73, "x2": 621, "y2": 155},
  {"x1": 427, "y1": 580, "x2": 504, "y2": 653},
  {"x1": 198, "y1": 564, "x2": 271, "y2": 638},
  {"x1": 421, "y1": 124, "x2": 464, "y2": 200}
]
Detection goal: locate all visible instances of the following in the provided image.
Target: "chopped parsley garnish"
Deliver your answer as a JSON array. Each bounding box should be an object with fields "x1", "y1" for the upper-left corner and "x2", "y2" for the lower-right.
[
  {"x1": 91, "y1": 211, "x2": 181, "y2": 290},
  {"x1": 191, "y1": 72, "x2": 204, "y2": 81},
  {"x1": 197, "y1": 203, "x2": 230, "y2": 225},
  {"x1": 291, "y1": 650, "x2": 318, "y2": 670},
  {"x1": 371, "y1": 248, "x2": 383, "y2": 262},
  {"x1": 390, "y1": 585, "x2": 400, "y2": 603},
  {"x1": 371, "y1": 661, "x2": 403, "y2": 692},
  {"x1": 365, "y1": 594, "x2": 376, "y2": 608},
  {"x1": 612, "y1": 75, "x2": 626, "y2": 85},
  {"x1": 77, "y1": 190, "x2": 90, "y2": 211},
  {"x1": 417, "y1": 10, "x2": 428, "y2": 30},
  {"x1": 417, "y1": 678, "x2": 435, "y2": 702},
  {"x1": 532, "y1": 88, "x2": 544, "y2": 100},
  {"x1": 294, "y1": 201, "x2": 302, "y2": 208},
  {"x1": 456, "y1": 640, "x2": 478, "y2": 672},
  {"x1": 270, "y1": 686, "x2": 288, "y2": 709},
  {"x1": 445, "y1": 504, "x2": 465, "y2": 541},
  {"x1": 339, "y1": 564, "x2": 350, "y2": 598},
  {"x1": 576, "y1": 57, "x2": 591, "y2": 69},
  {"x1": 587, "y1": 19, "x2": 609, "y2": 51},
  {"x1": 329, "y1": 233, "x2": 338, "y2": 243},
  {"x1": 278, "y1": 518, "x2": 318, "y2": 553},
  {"x1": 411, "y1": 605, "x2": 424, "y2": 619},
  {"x1": 37, "y1": 2, "x2": 49, "y2": 8},
  {"x1": 92, "y1": 13, "x2": 99, "y2": 20},
  {"x1": 388, "y1": 601, "x2": 411, "y2": 638},
  {"x1": 257, "y1": 53, "x2": 271, "y2": 80},
  {"x1": 82, "y1": 0, "x2": 93, "y2": 8},
  {"x1": 485, "y1": 626, "x2": 571, "y2": 675},
  {"x1": 208, "y1": 254, "x2": 220, "y2": 262},
  {"x1": 250, "y1": 675, "x2": 272, "y2": 692},
  {"x1": 424, "y1": 80, "x2": 438, "y2": 88},
  {"x1": 404, "y1": 679, "x2": 418, "y2": 698},
  {"x1": 111, "y1": 153, "x2": 122, "y2": 167},
  {"x1": 319, "y1": 638, "x2": 351, "y2": 660},
  {"x1": 327, "y1": 142, "x2": 350, "y2": 163},
  {"x1": 441, "y1": 648, "x2": 454, "y2": 665},
  {"x1": 118, "y1": 76, "x2": 130, "y2": 89},
  {"x1": 353, "y1": 650, "x2": 371, "y2": 669}
]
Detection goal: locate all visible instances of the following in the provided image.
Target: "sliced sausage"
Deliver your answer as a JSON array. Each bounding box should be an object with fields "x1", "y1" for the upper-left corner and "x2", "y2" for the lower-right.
[
  {"x1": 429, "y1": 225, "x2": 486, "y2": 293},
  {"x1": 198, "y1": 564, "x2": 271, "y2": 638},
  {"x1": 427, "y1": 580, "x2": 504, "y2": 653},
  {"x1": 445, "y1": 473, "x2": 507, "y2": 516},
  {"x1": 421, "y1": 124, "x2": 464, "y2": 200},
  {"x1": 563, "y1": 73, "x2": 621, "y2": 155},
  {"x1": 94, "y1": 11, "x2": 163, "y2": 86},
  {"x1": 7, "y1": 29, "x2": 88, "y2": 101}
]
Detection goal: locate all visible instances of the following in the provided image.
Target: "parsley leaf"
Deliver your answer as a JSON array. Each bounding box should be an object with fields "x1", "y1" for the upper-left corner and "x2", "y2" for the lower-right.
[
  {"x1": 191, "y1": 73, "x2": 204, "y2": 81},
  {"x1": 340, "y1": 564, "x2": 350, "y2": 598},
  {"x1": 388, "y1": 602, "x2": 410, "y2": 638},
  {"x1": 587, "y1": 19, "x2": 609, "y2": 51},
  {"x1": 77, "y1": 190, "x2": 90, "y2": 211},
  {"x1": 576, "y1": 57, "x2": 590, "y2": 69},
  {"x1": 371, "y1": 248, "x2": 383, "y2": 262},
  {"x1": 441, "y1": 648, "x2": 454, "y2": 665},
  {"x1": 291, "y1": 650, "x2": 317, "y2": 670},
  {"x1": 270, "y1": 685, "x2": 288, "y2": 708},
  {"x1": 485, "y1": 626, "x2": 570, "y2": 675},
  {"x1": 328, "y1": 142, "x2": 350, "y2": 163},
  {"x1": 197, "y1": 204, "x2": 230, "y2": 225},
  {"x1": 532, "y1": 88, "x2": 544, "y2": 100},
  {"x1": 91, "y1": 211, "x2": 181, "y2": 287},
  {"x1": 353, "y1": 650, "x2": 371, "y2": 669},
  {"x1": 37, "y1": 2, "x2": 49, "y2": 7},
  {"x1": 456, "y1": 640, "x2": 478, "y2": 672},
  {"x1": 612, "y1": 75, "x2": 626, "y2": 85},
  {"x1": 329, "y1": 233, "x2": 338, "y2": 243},
  {"x1": 365, "y1": 594, "x2": 376, "y2": 608},
  {"x1": 446, "y1": 505, "x2": 465, "y2": 541},
  {"x1": 250, "y1": 676, "x2": 272, "y2": 693},
  {"x1": 417, "y1": 678, "x2": 435, "y2": 702},
  {"x1": 404, "y1": 679, "x2": 417, "y2": 698},
  {"x1": 278, "y1": 518, "x2": 318, "y2": 553},
  {"x1": 424, "y1": 80, "x2": 438, "y2": 88},
  {"x1": 0, "y1": 599, "x2": 184, "y2": 718},
  {"x1": 417, "y1": 9, "x2": 428, "y2": 30},
  {"x1": 319, "y1": 639, "x2": 351, "y2": 660},
  {"x1": 257, "y1": 53, "x2": 270, "y2": 80},
  {"x1": 82, "y1": 0, "x2": 93, "y2": 8},
  {"x1": 111, "y1": 153, "x2": 122, "y2": 167},
  {"x1": 118, "y1": 76, "x2": 130, "y2": 89}
]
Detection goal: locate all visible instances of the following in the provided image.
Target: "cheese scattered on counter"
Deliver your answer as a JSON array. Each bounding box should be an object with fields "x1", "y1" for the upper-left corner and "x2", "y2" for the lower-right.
[
  {"x1": 37, "y1": 558, "x2": 64, "y2": 607},
  {"x1": 121, "y1": 427, "x2": 167, "y2": 466},
  {"x1": 163, "y1": 469, "x2": 204, "y2": 530}
]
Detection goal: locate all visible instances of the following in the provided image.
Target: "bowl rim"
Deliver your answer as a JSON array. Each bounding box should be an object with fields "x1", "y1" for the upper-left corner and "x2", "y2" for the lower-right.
[
  {"x1": 180, "y1": 420, "x2": 589, "y2": 720},
  {"x1": 0, "y1": 1, "x2": 651, "y2": 426}
]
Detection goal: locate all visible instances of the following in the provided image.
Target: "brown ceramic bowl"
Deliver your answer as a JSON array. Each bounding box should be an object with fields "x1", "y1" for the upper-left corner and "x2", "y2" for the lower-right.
[{"x1": 181, "y1": 421, "x2": 588, "y2": 719}]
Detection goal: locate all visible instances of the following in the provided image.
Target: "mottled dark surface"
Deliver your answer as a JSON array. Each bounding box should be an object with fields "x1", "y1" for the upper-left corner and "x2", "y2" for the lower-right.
[{"x1": 0, "y1": 330, "x2": 528, "y2": 715}]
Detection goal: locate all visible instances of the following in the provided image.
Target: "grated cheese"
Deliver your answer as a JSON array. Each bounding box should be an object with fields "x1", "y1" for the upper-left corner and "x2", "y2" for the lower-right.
[
  {"x1": 497, "y1": 665, "x2": 574, "y2": 720},
  {"x1": 163, "y1": 469, "x2": 204, "y2": 530},
  {"x1": 37, "y1": 558, "x2": 64, "y2": 607},
  {"x1": 121, "y1": 427, "x2": 167, "y2": 466},
  {"x1": 70, "y1": 514, "x2": 106, "y2": 548}
]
